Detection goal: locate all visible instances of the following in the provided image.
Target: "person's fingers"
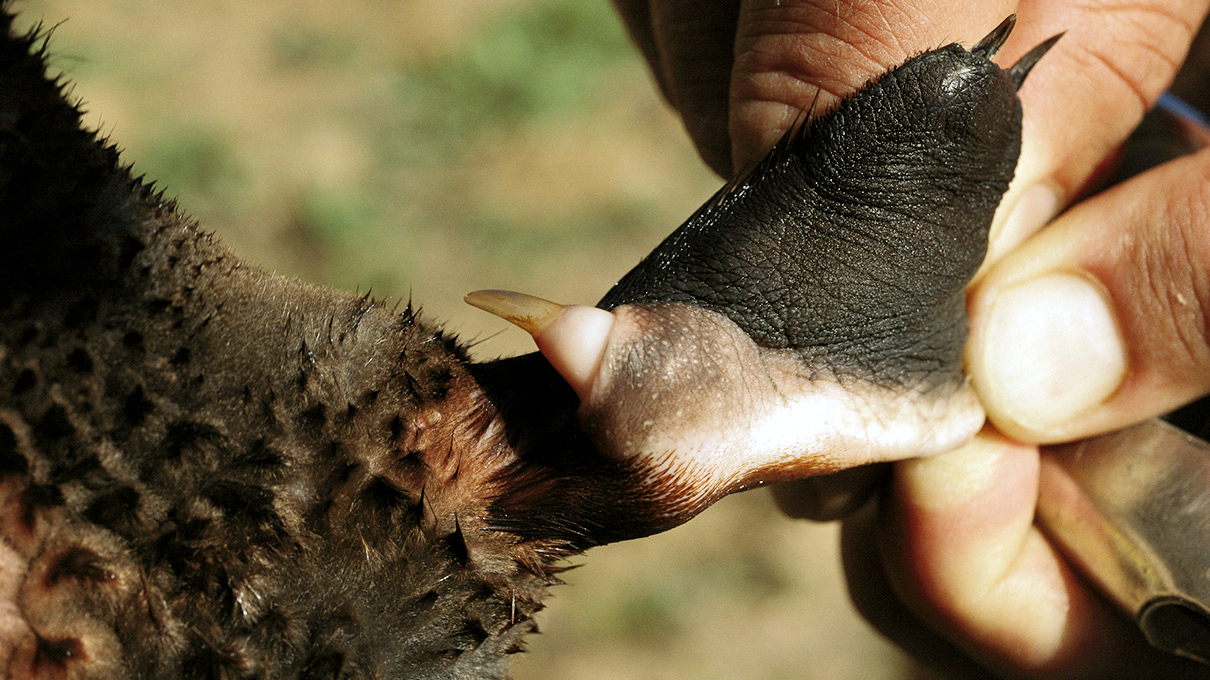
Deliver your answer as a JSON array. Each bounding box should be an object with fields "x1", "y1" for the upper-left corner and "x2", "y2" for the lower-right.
[
  {"x1": 617, "y1": 0, "x2": 1024, "y2": 174},
  {"x1": 968, "y1": 147, "x2": 1210, "y2": 443},
  {"x1": 729, "y1": 0, "x2": 1017, "y2": 171},
  {"x1": 840, "y1": 501, "x2": 1015, "y2": 680},
  {"x1": 883, "y1": 433, "x2": 1086, "y2": 673},
  {"x1": 987, "y1": 0, "x2": 1208, "y2": 263},
  {"x1": 728, "y1": 0, "x2": 1205, "y2": 253},
  {"x1": 619, "y1": 1, "x2": 1206, "y2": 220},
  {"x1": 864, "y1": 430, "x2": 1207, "y2": 677}
]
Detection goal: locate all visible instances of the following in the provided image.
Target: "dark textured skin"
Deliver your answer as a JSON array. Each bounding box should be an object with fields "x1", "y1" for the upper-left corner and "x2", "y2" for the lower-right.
[
  {"x1": 0, "y1": 7, "x2": 1038, "y2": 680},
  {"x1": 600, "y1": 41, "x2": 1023, "y2": 389}
]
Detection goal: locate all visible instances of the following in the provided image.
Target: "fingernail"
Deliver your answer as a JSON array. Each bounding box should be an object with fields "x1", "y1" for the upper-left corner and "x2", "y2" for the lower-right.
[
  {"x1": 989, "y1": 183, "x2": 1058, "y2": 262},
  {"x1": 977, "y1": 273, "x2": 1127, "y2": 432}
]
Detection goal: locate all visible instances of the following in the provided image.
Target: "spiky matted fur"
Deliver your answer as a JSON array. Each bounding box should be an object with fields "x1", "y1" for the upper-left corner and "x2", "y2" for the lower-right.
[{"x1": 0, "y1": 10, "x2": 621, "y2": 678}]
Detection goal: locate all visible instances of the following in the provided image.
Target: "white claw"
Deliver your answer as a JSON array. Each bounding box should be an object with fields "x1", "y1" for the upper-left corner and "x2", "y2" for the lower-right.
[{"x1": 464, "y1": 290, "x2": 613, "y2": 403}]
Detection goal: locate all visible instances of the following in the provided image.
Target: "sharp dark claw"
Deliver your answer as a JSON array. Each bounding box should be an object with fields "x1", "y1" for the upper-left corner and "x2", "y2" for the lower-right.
[
  {"x1": 1010, "y1": 32, "x2": 1064, "y2": 89},
  {"x1": 972, "y1": 14, "x2": 1017, "y2": 59}
]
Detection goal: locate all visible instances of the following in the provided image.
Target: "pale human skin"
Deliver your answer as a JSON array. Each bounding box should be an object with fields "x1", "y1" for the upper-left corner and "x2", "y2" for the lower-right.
[{"x1": 612, "y1": 0, "x2": 1210, "y2": 677}]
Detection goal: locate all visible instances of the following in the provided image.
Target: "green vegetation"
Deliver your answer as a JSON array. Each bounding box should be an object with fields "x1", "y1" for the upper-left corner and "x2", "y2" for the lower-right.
[
  {"x1": 144, "y1": 125, "x2": 250, "y2": 216},
  {"x1": 270, "y1": 27, "x2": 359, "y2": 70},
  {"x1": 395, "y1": 0, "x2": 632, "y2": 147},
  {"x1": 310, "y1": 0, "x2": 651, "y2": 293}
]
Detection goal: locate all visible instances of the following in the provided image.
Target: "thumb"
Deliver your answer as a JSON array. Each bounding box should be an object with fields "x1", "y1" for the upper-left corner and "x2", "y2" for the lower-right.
[{"x1": 968, "y1": 146, "x2": 1210, "y2": 443}]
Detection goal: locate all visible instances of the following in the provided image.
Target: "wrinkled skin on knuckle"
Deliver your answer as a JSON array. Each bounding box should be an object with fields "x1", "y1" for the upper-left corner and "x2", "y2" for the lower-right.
[
  {"x1": 1123, "y1": 157, "x2": 1210, "y2": 386},
  {"x1": 735, "y1": 0, "x2": 932, "y2": 108},
  {"x1": 1067, "y1": 3, "x2": 1194, "y2": 110},
  {"x1": 1016, "y1": 3, "x2": 1202, "y2": 202}
]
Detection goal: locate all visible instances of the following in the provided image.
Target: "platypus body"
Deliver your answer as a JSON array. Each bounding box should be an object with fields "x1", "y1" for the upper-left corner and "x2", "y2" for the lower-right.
[{"x1": 0, "y1": 5, "x2": 1052, "y2": 678}]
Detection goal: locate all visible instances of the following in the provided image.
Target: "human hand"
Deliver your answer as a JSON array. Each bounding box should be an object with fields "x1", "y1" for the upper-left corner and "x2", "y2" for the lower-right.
[
  {"x1": 845, "y1": 6, "x2": 1210, "y2": 679},
  {"x1": 616, "y1": 0, "x2": 1210, "y2": 676},
  {"x1": 851, "y1": 19, "x2": 1210, "y2": 679}
]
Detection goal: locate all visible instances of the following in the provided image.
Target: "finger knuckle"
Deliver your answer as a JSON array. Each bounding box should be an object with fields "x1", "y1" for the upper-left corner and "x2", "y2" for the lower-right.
[{"x1": 1131, "y1": 153, "x2": 1210, "y2": 383}]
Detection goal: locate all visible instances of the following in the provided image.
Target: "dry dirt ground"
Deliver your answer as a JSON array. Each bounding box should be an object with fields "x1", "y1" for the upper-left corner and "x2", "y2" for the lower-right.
[{"x1": 13, "y1": 1, "x2": 935, "y2": 678}]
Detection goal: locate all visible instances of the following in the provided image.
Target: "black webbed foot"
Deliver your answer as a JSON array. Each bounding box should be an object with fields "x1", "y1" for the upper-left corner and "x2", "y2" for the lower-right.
[{"x1": 472, "y1": 16, "x2": 1061, "y2": 524}]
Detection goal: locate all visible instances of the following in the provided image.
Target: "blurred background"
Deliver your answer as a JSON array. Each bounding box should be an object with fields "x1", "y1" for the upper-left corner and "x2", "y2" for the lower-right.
[{"x1": 14, "y1": 1, "x2": 930, "y2": 677}]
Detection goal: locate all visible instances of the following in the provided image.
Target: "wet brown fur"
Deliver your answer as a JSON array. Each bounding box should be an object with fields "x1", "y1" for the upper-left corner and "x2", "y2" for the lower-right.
[{"x1": 0, "y1": 11, "x2": 665, "y2": 679}]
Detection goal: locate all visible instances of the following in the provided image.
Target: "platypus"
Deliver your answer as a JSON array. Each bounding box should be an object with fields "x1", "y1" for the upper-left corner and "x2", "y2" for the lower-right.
[{"x1": 0, "y1": 6, "x2": 1054, "y2": 679}]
